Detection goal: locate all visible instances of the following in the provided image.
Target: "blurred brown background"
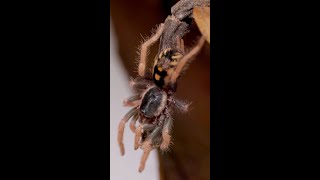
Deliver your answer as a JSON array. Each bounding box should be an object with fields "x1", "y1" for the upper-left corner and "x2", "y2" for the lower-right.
[{"x1": 110, "y1": 0, "x2": 210, "y2": 179}]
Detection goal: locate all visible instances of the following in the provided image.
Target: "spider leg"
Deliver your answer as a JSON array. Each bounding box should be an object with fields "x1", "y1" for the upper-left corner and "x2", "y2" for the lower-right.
[
  {"x1": 176, "y1": 38, "x2": 185, "y2": 53},
  {"x1": 180, "y1": 39, "x2": 185, "y2": 53},
  {"x1": 123, "y1": 95, "x2": 141, "y2": 107},
  {"x1": 170, "y1": 36, "x2": 206, "y2": 84},
  {"x1": 129, "y1": 113, "x2": 139, "y2": 133},
  {"x1": 173, "y1": 98, "x2": 191, "y2": 113},
  {"x1": 138, "y1": 139, "x2": 153, "y2": 173},
  {"x1": 160, "y1": 116, "x2": 173, "y2": 151},
  {"x1": 129, "y1": 77, "x2": 152, "y2": 91},
  {"x1": 134, "y1": 123, "x2": 156, "y2": 150},
  {"x1": 124, "y1": 100, "x2": 141, "y2": 107},
  {"x1": 138, "y1": 126, "x2": 161, "y2": 172},
  {"x1": 134, "y1": 125, "x2": 143, "y2": 150},
  {"x1": 138, "y1": 23, "x2": 165, "y2": 77},
  {"x1": 118, "y1": 107, "x2": 138, "y2": 156}
]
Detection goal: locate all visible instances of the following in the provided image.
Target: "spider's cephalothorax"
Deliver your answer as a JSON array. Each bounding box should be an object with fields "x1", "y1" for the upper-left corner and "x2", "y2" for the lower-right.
[
  {"x1": 118, "y1": 78, "x2": 189, "y2": 172},
  {"x1": 117, "y1": 0, "x2": 209, "y2": 173}
]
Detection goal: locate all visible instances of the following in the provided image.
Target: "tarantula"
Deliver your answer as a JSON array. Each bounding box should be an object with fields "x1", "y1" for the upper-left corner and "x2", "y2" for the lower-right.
[{"x1": 117, "y1": 0, "x2": 209, "y2": 172}]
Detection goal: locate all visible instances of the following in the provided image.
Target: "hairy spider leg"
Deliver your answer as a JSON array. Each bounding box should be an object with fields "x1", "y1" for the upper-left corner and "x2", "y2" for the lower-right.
[
  {"x1": 170, "y1": 36, "x2": 206, "y2": 84},
  {"x1": 129, "y1": 113, "x2": 139, "y2": 133},
  {"x1": 176, "y1": 37, "x2": 185, "y2": 53},
  {"x1": 123, "y1": 94, "x2": 141, "y2": 107},
  {"x1": 138, "y1": 23, "x2": 165, "y2": 77},
  {"x1": 134, "y1": 125, "x2": 143, "y2": 150},
  {"x1": 118, "y1": 107, "x2": 138, "y2": 156},
  {"x1": 160, "y1": 116, "x2": 173, "y2": 151},
  {"x1": 138, "y1": 126, "x2": 161, "y2": 172},
  {"x1": 174, "y1": 98, "x2": 191, "y2": 113},
  {"x1": 180, "y1": 38, "x2": 185, "y2": 53},
  {"x1": 134, "y1": 123, "x2": 156, "y2": 150},
  {"x1": 129, "y1": 77, "x2": 152, "y2": 91},
  {"x1": 138, "y1": 139, "x2": 152, "y2": 173}
]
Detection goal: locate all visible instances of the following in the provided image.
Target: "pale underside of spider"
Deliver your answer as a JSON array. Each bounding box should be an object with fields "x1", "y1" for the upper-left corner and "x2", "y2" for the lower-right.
[{"x1": 117, "y1": 0, "x2": 210, "y2": 172}]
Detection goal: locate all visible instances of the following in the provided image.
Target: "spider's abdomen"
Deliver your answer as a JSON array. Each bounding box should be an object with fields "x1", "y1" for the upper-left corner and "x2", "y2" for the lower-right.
[
  {"x1": 140, "y1": 87, "x2": 167, "y2": 118},
  {"x1": 153, "y1": 65, "x2": 167, "y2": 88},
  {"x1": 153, "y1": 48, "x2": 182, "y2": 92}
]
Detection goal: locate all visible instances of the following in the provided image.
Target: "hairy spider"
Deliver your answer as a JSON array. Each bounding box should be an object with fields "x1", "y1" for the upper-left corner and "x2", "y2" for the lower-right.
[{"x1": 117, "y1": 0, "x2": 209, "y2": 172}]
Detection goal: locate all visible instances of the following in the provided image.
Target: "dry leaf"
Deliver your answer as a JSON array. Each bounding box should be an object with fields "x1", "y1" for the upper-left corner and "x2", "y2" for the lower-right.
[{"x1": 193, "y1": 6, "x2": 210, "y2": 43}]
